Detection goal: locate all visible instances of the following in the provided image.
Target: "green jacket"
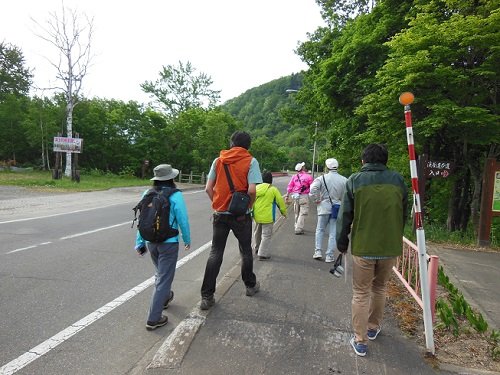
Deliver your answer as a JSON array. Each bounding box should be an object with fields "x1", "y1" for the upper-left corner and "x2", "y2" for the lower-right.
[
  {"x1": 252, "y1": 183, "x2": 287, "y2": 224},
  {"x1": 336, "y1": 163, "x2": 408, "y2": 257}
]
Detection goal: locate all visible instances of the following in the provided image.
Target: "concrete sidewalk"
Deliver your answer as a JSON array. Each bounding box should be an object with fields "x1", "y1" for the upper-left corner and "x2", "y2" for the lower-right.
[{"x1": 143, "y1": 210, "x2": 445, "y2": 375}]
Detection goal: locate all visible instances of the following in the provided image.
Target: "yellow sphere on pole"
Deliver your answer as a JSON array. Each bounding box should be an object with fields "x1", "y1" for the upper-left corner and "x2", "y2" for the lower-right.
[{"x1": 399, "y1": 92, "x2": 414, "y2": 105}]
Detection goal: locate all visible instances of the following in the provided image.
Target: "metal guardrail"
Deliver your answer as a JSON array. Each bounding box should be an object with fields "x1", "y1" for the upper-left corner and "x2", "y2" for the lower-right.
[{"x1": 393, "y1": 236, "x2": 439, "y2": 321}]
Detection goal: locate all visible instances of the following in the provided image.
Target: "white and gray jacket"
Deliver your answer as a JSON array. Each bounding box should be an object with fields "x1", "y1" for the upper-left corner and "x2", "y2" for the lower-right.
[{"x1": 309, "y1": 171, "x2": 347, "y2": 216}]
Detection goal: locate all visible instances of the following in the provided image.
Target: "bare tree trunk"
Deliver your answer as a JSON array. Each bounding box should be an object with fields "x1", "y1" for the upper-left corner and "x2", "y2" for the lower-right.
[
  {"x1": 458, "y1": 169, "x2": 471, "y2": 231},
  {"x1": 33, "y1": 5, "x2": 93, "y2": 177},
  {"x1": 470, "y1": 165, "x2": 482, "y2": 235},
  {"x1": 447, "y1": 177, "x2": 462, "y2": 231},
  {"x1": 64, "y1": 102, "x2": 73, "y2": 176}
]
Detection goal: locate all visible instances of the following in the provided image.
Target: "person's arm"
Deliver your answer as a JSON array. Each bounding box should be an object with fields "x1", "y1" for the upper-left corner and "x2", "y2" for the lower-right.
[
  {"x1": 286, "y1": 175, "x2": 296, "y2": 195},
  {"x1": 248, "y1": 183, "x2": 257, "y2": 207},
  {"x1": 172, "y1": 192, "x2": 191, "y2": 248},
  {"x1": 309, "y1": 178, "x2": 321, "y2": 203},
  {"x1": 134, "y1": 189, "x2": 148, "y2": 254},
  {"x1": 247, "y1": 158, "x2": 262, "y2": 208},
  {"x1": 336, "y1": 179, "x2": 354, "y2": 253},
  {"x1": 205, "y1": 158, "x2": 217, "y2": 201},
  {"x1": 205, "y1": 178, "x2": 215, "y2": 201},
  {"x1": 401, "y1": 175, "x2": 409, "y2": 227},
  {"x1": 274, "y1": 187, "x2": 287, "y2": 217}
]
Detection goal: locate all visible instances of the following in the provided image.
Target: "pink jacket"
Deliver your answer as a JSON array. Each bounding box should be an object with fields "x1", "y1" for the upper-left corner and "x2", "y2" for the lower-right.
[{"x1": 287, "y1": 171, "x2": 313, "y2": 195}]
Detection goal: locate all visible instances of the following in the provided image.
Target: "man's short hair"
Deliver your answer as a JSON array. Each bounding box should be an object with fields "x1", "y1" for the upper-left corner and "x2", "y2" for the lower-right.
[
  {"x1": 262, "y1": 171, "x2": 273, "y2": 184},
  {"x1": 362, "y1": 144, "x2": 388, "y2": 165},
  {"x1": 230, "y1": 131, "x2": 251, "y2": 150}
]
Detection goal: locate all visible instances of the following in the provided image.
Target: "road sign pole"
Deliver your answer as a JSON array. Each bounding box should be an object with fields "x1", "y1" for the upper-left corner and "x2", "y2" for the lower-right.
[{"x1": 399, "y1": 92, "x2": 435, "y2": 355}]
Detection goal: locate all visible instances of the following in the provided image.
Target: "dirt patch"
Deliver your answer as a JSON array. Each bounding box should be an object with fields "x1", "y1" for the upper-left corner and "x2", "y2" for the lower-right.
[{"x1": 387, "y1": 277, "x2": 500, "y2": 373}]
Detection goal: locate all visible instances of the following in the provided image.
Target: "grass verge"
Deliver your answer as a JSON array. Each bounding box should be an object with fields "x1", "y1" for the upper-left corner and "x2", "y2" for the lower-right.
[{"x1": 0, "y1": 170, "x2": 149, "y2": 192}]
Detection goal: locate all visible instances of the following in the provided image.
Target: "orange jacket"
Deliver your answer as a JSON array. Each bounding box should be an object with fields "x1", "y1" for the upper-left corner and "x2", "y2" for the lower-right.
[{"x1": 212, "y1": 147, "x2": 252, "y2": 212}]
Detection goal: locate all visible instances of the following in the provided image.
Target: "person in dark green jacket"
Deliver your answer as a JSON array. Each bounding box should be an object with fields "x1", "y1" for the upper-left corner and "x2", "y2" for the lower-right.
[{"x1": 336, "y1": 144, "x2": 408, "y2": 357}]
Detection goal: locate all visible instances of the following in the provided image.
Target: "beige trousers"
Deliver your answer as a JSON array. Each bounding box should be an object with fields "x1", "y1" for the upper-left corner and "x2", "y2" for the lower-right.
[
  {"x1": 351, "y1": 255, "x2": 396, "y2": 344},
  {"x1": 253, "y1": 223, "x2": 274, "y2": 258},
  {"x1": 293, "y1": 195, "x2": 309, "y2": 232}
]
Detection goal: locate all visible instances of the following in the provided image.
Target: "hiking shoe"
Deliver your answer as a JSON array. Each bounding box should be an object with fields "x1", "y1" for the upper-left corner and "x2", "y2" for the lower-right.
[
  {"x1": 146, "y1": 315, "x2": 168, "y2": 330},
  {"x1": 294, "y1": 229, "x2": 304, "y2": 235},
  {"x1": 350, "y1": 337, "x2": 367, "y2": 357},
  {"x1": 246, "y1": 281, "x2": 260, "y2": 296},
  {"x1": 325, "y1": 255, "x2": 334, "y2": 263},
  {"x1": 163, "y1": 290, "x2": 174, "y2": 309},
  {"x1": 258, "y1": 256, "x2": 270, "y2": 261},
  {"x1": 367, "y1": 327, "x2": 381, "y2": 340},
  {"x1": 200, "y1": 296, "x2": 215, "y2": 310},
  {"x1": 313, "y1": 250, "x2": 323, "y2": 260}
]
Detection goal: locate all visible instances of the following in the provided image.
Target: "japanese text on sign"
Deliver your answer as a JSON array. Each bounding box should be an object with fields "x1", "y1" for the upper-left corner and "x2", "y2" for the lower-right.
[
  {"x1": 425, "y1": 160, "x2": 454, "y2": 178},
  {"x1": 53, "y1": 137, "x2": 83, "y2": 153}
]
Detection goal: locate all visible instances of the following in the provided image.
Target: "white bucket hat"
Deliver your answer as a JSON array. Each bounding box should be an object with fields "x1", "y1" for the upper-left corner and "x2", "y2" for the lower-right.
[{"x1": 150, "y1": 164, "x2": 179, "y2": 181}]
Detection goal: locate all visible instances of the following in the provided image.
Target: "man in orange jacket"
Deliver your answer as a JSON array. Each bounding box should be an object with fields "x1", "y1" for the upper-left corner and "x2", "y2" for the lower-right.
[{"x1": 200, "y1": 131, "x2": 263, "y2": 310}]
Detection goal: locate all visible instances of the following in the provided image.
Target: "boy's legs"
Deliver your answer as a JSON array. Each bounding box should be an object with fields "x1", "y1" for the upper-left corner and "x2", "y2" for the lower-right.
[
  {"x1": 257, "y1": 223, "x2": 273, "y2": 258},
  {"x1": 352, "y1": 256, "x2": 375, "y2": 345},
  {"x1": 368, "y1": 258, "x2": 397, "y2": 330}
]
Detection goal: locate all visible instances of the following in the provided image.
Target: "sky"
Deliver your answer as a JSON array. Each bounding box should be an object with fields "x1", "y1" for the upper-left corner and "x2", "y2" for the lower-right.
[{"x1": 1, "y1": 0, "x2": 325, "y2": 104}]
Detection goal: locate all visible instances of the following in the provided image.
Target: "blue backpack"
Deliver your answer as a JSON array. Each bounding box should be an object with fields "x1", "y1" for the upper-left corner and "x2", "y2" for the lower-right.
[{"x1": 132, "y1": 187, "x2": 179, "y2": 242}]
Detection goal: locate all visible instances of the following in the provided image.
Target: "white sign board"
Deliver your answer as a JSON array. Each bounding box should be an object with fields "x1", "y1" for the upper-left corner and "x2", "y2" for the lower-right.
[{"x1": 53, "y1": 137, "x2": 83, "y2": 153}]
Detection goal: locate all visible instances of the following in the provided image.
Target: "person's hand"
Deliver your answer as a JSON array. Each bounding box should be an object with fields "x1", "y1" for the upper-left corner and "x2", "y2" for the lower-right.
[
  {"x1": 337, "y1": 245, "x2": 348, "y2": 254},
  {"x1": 184, "y1": 244, "x2": 191, "y2": 251},
  {"x1": 136, "y1": 245, "x2": 147, "y2": 256}
]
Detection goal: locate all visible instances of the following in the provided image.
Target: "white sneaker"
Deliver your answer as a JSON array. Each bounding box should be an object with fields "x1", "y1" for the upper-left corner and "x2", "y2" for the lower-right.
[
  {"x1": 313, "y1": 250, "x2": 322, "y2": 260},
  {"x1": 325, "y1": 255, "x2": 334, "y2": 263}
]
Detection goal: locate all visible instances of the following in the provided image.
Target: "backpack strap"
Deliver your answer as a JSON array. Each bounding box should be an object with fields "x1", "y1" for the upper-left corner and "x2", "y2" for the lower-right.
[
  {"x1": 223, "y1": 164, "x2": 236, "y2": 193},
  {"x1": 161, "y1": 187, "x2": 179, "y2": 227},
  {"x1": 322, "y1": 175, "x2": 334, "y2": 205}
]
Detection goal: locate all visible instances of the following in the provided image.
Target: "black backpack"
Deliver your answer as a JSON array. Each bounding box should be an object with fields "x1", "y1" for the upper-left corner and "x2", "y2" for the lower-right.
[{"x1": 132, "y1": 187, "x2": 179, "y2": 243}]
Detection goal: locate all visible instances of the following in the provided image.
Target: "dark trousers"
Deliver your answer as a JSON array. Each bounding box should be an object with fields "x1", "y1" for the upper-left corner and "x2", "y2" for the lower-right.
[{"x1": 201, "y1": 213, "x2": 257, "y2": 298}]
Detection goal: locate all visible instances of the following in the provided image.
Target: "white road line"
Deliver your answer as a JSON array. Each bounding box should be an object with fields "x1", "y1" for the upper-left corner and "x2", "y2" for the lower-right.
[
  {"x1": 0, "y1": 189, "x2": 204, "y2": 225},
  {"x1": 59, "y1": 222, "x2": 129, "y2": 240},
  {"x1": 0, "y1": 241, "x2": 212, "y2": 375},
  {"x1": 6, "y1": 242, "x2": 52, "y2": 255},
  {"x1": 4, "y1": 222, "x2": 130, "y2": 255},
  {"x1": 0, "y1": 203, "x2": 129, "y2": 225}
]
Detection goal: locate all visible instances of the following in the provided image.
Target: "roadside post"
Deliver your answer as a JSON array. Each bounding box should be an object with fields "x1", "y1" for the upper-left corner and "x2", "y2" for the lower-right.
[
  {"x1": 478, "y1": 158, "x2": 500, "y2": 246},
  {"x1": 399, "y1": 92, "x2": 435, "y2": 355}
]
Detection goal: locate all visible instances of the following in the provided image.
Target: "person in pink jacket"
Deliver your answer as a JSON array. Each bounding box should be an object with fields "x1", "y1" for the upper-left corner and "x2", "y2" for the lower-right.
[{"x1": 285, "y1": 162, "x2": 313, "y2": 234}]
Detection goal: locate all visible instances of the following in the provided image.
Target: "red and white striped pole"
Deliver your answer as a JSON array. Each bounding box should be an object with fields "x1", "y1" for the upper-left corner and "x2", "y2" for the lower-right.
[{"x1": 399, "y1": 92, "x2": 435, "y2": 355}]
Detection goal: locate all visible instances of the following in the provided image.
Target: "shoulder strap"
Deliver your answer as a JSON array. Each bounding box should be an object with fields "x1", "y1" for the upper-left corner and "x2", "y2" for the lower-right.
[
  {"x1": 322, "y1": 175, "x2": 334, "y2": 204},
  {"x1": 223, "y1": 164, "x2": 235, "y2": 193},
  {"x1": 296, "y1": 173, "x2": 302, "y2": 183}
]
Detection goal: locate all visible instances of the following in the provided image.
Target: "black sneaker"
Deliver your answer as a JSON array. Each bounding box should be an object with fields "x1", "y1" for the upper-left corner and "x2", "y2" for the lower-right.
[
  {"x1": 246, "y1": 281, "x2": 260, "y2": 296},
  {"x1": 163, "y1": 291, "x2": 174, "y2": 309},
  {"x1": 200, "y1": 296, "x2": 215, "y2": 310},
  {"x1": 146, "y1": 315, "x2": 168, "y2": 330}
]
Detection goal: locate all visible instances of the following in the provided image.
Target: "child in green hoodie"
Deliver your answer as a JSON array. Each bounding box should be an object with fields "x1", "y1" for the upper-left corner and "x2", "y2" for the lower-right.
[{"x1": 252, "y1": 172, "x2": 287, "y2": 260}]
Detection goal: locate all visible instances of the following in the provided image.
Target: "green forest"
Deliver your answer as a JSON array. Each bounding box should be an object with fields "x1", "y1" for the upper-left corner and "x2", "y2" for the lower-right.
[{"x1": 1, "y1": 0, "x2": 499, "y2": 242}]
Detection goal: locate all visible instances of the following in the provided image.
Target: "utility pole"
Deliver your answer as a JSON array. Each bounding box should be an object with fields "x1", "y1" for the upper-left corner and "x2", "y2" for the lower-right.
[{"x1": 312, "y1": 122, "x2": 318, "y2": 179}]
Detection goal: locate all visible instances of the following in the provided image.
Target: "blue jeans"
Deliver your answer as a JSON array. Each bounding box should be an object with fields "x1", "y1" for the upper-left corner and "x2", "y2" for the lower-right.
[
  {"x1": 314, "y1": 214, "x2": 337, "y2": 257},
  {"x1": 201, "y1": 213, "x2": 256, "y2": 298},
  {"x1": 146, "y1": 241, "x2": 179, "y2": 322}
]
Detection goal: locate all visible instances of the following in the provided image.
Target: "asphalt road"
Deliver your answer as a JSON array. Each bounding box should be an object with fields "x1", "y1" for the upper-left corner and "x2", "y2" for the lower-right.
[{"x1": 0, "y1": 178, "x2": 290, "y2": 375}]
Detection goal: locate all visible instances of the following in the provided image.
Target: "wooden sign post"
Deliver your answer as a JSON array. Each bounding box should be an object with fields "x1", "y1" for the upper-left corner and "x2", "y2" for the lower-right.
[{"x1": 478, "y1": 158, "x2": 500, "y2": 247}]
